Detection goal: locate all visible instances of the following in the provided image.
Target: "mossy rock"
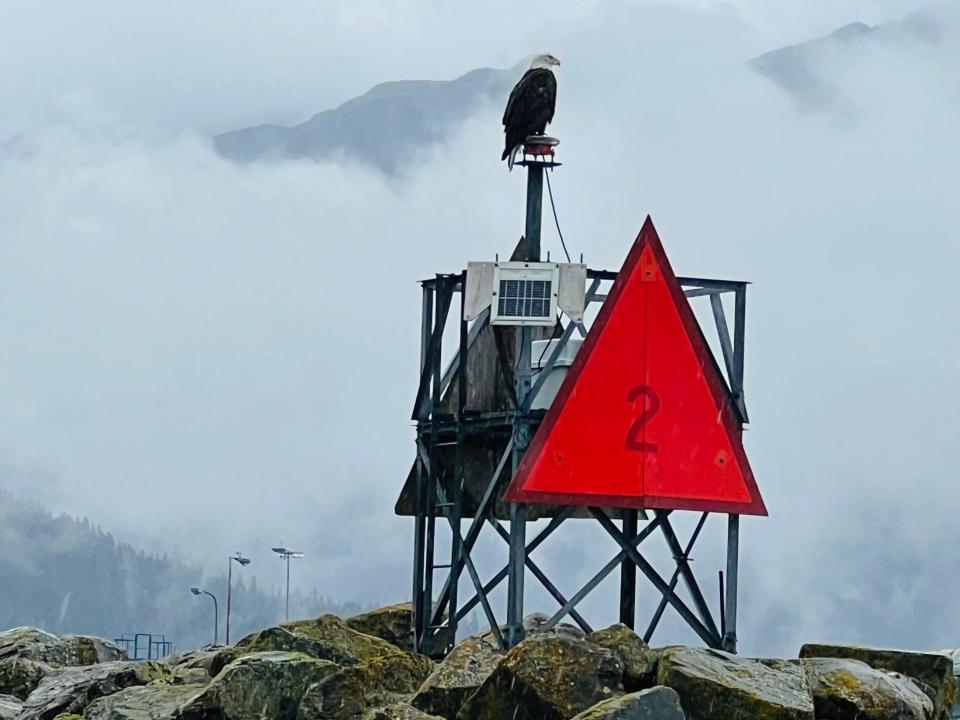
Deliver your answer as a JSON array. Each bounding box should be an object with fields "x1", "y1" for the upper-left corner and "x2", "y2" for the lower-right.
[
  {"x1": 656, "y1": 647, "x2": 814, "y2": 720},
  {"x1": 222, "y1": 615, "x2": 426, "y2": 676},
  {"x1": 411, "y1": 637, "x2": 503, "y2": 720},
  {"x1": 457, "y1": 634, "x2": 623, "y2": 720},
  {"x1": 0, "y1": 628, "x2": 125, "y2": 668},
  {"x1": 800, "y1": 644, "x2": 956, "y2": 718},
  {"x1": 0, "y1": 657, "x2": 51, "y2": 700},
  {"x1": 19, "y1": 661, "x2": 163, "y2": 720},
  {"x1": 585, "y1": 625, "x2": 659, "y2": 692},
  {"x1": 803, "y1": 657, "x2": 933, "y2": 720},
  {"x1": 570, "y1": 686, "x2": 685, "y2": 719},
  {"x1": 362, "y1": 705, "x2": 444, "y2": 720},
  {"x1": 298, "y1": 652, "x2": 435, "y2": 720},
  {"x1": 346, "y1": 605, "x2": 415, "y2": 653},
  {"x1": 84, "y1": 683, "x2": 205, "y2": 720},
  {"x1": 178, "y1": 651, "x2": 339, "y2": 720}
]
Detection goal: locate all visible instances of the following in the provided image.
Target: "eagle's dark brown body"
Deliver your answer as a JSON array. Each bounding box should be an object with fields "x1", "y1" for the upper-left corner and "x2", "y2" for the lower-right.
[{"x1": 501, "y1": 67, "x2": 557, "y2": 168}]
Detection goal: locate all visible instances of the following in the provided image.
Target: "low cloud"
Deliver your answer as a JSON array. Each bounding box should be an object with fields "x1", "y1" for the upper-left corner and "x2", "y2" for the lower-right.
[{"x1": 1, "y1": 0, "x2": 958, "y2": 655}]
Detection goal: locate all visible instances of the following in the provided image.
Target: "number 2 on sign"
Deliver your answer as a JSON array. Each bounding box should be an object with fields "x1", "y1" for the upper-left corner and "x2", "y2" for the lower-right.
[{"x1": 625, "y1": 385, "x2": 660, "y2": 452}]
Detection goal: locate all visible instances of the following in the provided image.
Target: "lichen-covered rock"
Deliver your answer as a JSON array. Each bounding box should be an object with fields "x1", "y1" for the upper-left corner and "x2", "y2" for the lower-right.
[
  {"x1": 297, "y1": 652, "x2": 435, "y2": 720},
  {"x1": 58, "y1": 635, "x2": 127, "y2": 666},
  {"x1": 84, "y1": 683, "x2": 205, "y2": 720},
  {"x1": 19, "y1": 661, "x2": 164, "y2": 720},
  {"x1": 168, "y1": 667, "x2": 212, "y2": 686},
  {"x1": 657, "y1": 647, "x2": 814, "y2": 720},
  {"x1": 0, "y1": 627, "x2": 126, "y2": 667},
  {"x1": 457, "y1": 634, "x2": 623, "y2": 720},
  {"x1": 347, "y1": 605, "x2": 415, "y2": 653},
  {"x1": 178, "y1": 651, "x2": 339, "y2": 720},
  {"x1": 801, "y1": 644, "x2": 955, "y2": 718},
  {"x1": 803, "y1": 657, "x2": 934, "y2": 720},
  {"x1": 223, "y1": 615, "x2": 422, "y2": 674},
  {"x1": 0, "y1": 657, "x2": 51, "y2": 699},
  {"x1": 410, "y1": 637, "x2": 503, "y2": 719},
  {"x1": 0, "y1": 694, "x2": 21, "y2": 720},
  {"x1": 361, "y1": 705, "x2": 444, "y2": 720},
  {"x1": 570, "y1": 686, "x2": 686, "y2": 719},
  {"x1": 168, "y1": 648, "x2": 228, "y2": 678},
  {"x1": 585, "y1": 625, "x2": 659, "y2": 692}
]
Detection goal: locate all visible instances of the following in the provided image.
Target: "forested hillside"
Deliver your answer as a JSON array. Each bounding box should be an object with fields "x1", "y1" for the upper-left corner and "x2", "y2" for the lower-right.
[{"x1": 0, "y1": 490, "x2": 365, "y2": 651}]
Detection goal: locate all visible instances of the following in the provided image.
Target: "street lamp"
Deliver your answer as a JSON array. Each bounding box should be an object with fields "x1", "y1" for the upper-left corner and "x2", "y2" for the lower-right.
[
  {"x1": 190, "y1": 587, "x2": 219, "y2": 646},
  {"x1": 271, "y1": 546, "x2": 304, "y2": 622},
  {"x1": 225, "y1": 551, "x2": 251, "y2": 645}
]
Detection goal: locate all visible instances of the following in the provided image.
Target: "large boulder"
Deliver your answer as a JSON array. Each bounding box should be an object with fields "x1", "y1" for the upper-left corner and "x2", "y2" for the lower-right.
[
  {"x1": 221, "y1": 615, "x2": 423, "y2": 674},
  {"x1": 84, "y1": 683, "x2": 206, "y2": 720},
  {"x1": 177, "y1": 651, "x2": 339, "y2": 720},
  {"x1": 801, "y1": 644, "x2": 955, "y2": 717},
  {"x1": 167, "y1": 648, "x2": 227, "y2": 678},
  {"x1": 570, "y1": 686, "x2": 686, "y2": 720},
  {"x1": 410, "y1": 637, "x2": 503, "y2": 719},
  {"x1": 0, "y1": 694, "x2": 21, "y2": 720},
  {"x1": 347, "y1": 605, "x2": 415, "y2": 653},
  {"x1": 19, "y1": 661, "x2": 164, "y2": 720},
  {"x1": 0, "y1": 627, "x2": 127, "y2": 699},
  {"x1": 457, "y1": 634, "x2": 623, "y2": 720},
  {"x1": 585, "y1": 625, "x2": 659, "y2": 692},
  {"x1": 297, "y1": 652, "x2": 435, "y2": 720},
  {"x1": 362, "y1": 705, "x2": 444, "y2": 720},
  {"x1": 0, "y1": 628, "x2": 126, "y2": 667},
  {"x1": 803, "y1": 657, "x2": 934, "y2": 720},
  {"x1": 0, "y1": 657, "x2": 51, "y2": 699},
  {"x1": 656, "y1": 647, "x2": 814, "y2": 720}
]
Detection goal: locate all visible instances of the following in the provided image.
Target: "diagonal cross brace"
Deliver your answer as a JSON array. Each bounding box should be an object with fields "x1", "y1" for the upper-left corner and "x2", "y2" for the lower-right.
[
  {"x1": 544, "y1": 511, "x2": 668, "y2": 630},
  {"x1": 455, "y1": 509, "x2": 572, "y2": 622},
  {"x1": 644, "y1": 512, "x2": 709, "y2": 643},
  {"x1": 428, "y1": 438, "x2": 514, "y2": 627},
  {"x1": 591, "y1": 509, "x2": 722, "y2": 648},
  {"x1": 487, "y1": 518, "x2": 592, "y2": 633},
  {"x1": 656, "y1": 511, "x2": 721, "y2": 641}
]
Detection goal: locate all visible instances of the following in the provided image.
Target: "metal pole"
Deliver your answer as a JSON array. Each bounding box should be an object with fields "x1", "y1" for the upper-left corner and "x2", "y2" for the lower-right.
[
  {"x1": 506, "y1": 152, "x2": 546, "y2": 647},
  {"x1": 412, "y1": 285, "x2": 434, "y2": 651},
  {"x1": 722, "y1": 514, "x2": 740, "y2": 653},
  {"x1": 524, "y1": 163, "x2": 544, "y2": 260},
  {"x1": 226, "y1": 559, "x2": 233, "y2": 645},
  {"x1": 619, "y1": 510, "x2": 638, "y2": 629},
  {"x1": 201, "y1": 591, "x2": 218, "y2": 646},
  {"x1": 285, "y1": 555, "x2": 291, "y2": 622}
]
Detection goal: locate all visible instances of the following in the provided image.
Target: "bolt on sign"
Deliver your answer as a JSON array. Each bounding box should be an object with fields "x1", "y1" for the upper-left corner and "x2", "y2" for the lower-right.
[{"x1": 504, "y1": 217, "x2": 766, "y2": 515}]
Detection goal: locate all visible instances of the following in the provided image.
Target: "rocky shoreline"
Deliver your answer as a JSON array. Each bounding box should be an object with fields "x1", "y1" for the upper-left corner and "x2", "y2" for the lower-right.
[{"x1": 0, "y1": 604, "x2": 954, "y2": 719}]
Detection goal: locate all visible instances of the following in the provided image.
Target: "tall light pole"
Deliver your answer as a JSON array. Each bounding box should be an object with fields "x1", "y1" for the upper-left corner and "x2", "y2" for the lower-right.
[
  {"x1": 190, "y1": 587, "x2": 219, "y2": 646},
  {"x1": 271, "y1": 546, "x2": 303, "y2": 622},
  {"x1": 225, "y1": 551, "x2": 251, "y2": 645}
]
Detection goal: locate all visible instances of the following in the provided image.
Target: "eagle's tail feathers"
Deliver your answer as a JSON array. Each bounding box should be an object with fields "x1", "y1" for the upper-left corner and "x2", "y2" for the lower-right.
[{"x1": 506, "y1": 144, "x2": 522, "y2": 171}]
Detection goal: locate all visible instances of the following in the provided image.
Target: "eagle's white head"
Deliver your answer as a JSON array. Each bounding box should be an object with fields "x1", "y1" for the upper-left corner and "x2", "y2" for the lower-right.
[{"x1": 530, "y1": 53, "x2": 561, "y2": 70}]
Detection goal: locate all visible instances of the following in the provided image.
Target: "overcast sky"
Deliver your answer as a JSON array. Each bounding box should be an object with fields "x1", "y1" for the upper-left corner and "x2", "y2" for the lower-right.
[{"x1": 1, "y1": 0, "x2": 959, "y2": 656}]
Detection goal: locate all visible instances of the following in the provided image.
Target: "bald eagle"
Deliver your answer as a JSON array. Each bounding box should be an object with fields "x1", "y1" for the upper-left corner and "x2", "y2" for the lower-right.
[{"x1": 501, "y1": 53, "x2": 560, "y2": 169}]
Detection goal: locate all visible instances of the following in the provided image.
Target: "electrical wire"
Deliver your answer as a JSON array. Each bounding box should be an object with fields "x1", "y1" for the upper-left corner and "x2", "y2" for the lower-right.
[{"x1": 544, "y1": 169, "x2": 572, "y2": 263}]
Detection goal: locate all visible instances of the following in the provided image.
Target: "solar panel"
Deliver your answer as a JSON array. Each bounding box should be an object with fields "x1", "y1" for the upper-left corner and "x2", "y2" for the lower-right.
[
  {"x1": 498, "y1": 278, "x2": 551, "y2": 319},
  {"x1": 490, "y1": 262, "x2": 560, "y2": 326}
]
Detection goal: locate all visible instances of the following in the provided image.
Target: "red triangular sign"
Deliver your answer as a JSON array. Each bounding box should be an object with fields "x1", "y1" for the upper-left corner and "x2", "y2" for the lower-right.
[{"x1": 504, "y1": 217, "x2": 767, "y2": 515}]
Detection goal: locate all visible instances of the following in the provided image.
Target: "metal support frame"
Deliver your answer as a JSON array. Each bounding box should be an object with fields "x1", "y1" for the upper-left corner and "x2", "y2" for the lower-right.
[
  {"x1": 410, "y1": 267, "x2": 750, "y2": 655},
  {"x1": 409, "y1": 144, "x2": 750, "y2": 655}
]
